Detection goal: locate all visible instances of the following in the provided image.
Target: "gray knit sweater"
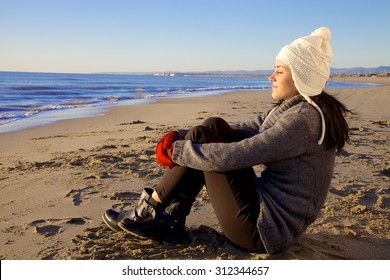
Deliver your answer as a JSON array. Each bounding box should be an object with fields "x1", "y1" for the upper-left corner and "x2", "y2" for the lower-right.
[{"x1": 172, "y1": 95, "x2": 336, "y2": 254}]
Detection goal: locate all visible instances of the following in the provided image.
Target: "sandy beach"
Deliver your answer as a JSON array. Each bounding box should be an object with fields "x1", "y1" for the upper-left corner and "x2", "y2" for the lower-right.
[{"x1": 0, "y1": 76, "x2": 389, "y2": 260}]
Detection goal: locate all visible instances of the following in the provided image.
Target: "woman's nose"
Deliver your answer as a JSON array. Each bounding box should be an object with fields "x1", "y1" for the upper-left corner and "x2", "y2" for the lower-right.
[{"x1": 268, "y1": 73, "x2": 275, "y2": 82}]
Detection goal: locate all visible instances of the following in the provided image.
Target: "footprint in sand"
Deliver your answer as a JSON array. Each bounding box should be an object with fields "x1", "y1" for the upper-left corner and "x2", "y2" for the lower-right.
[
  {"x1": 357, "y1": 190, "x2": 378, "y2": 207},
  {"x1": 65, "y1": 186, "x2": 98, "y2": 206},
  {"x1": 29, "y1": 217, "x2": 90, "y2": 237},
  {"x1": 329, "y1": 183, "x2": 363, "y2": 197},
  {"x1": 34, "y1": 225, "x2": 63, "y2": 237},
  {"x1": 108, "y1": 191, "x2": 140, "y2": 201}
]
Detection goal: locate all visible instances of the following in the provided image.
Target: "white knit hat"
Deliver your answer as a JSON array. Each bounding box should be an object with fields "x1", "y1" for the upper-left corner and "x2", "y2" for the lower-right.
[{"x1": 276, "y1": 27, "x2": 333, "y2": 145}]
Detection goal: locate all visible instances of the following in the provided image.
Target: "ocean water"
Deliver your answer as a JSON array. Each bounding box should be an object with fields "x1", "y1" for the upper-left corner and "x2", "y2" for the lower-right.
[{"x1": 0, "y1": 71, "x2": 377, "y2": 134}]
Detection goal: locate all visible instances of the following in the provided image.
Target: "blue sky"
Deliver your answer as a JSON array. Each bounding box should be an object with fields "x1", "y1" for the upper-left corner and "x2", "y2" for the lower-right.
[{"x1": 1, "y1": 0, "x2": 389, "y2": 73}]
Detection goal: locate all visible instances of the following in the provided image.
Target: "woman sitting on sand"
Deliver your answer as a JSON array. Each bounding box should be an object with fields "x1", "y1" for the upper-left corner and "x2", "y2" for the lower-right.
[{"x1": 102, "y1": 27, "x2": 350, "y2": 254}]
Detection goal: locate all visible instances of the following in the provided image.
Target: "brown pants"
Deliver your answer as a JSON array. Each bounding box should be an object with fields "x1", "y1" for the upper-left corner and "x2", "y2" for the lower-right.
[{"x1": 155, "y1": 117, "x2": 264, "y2": 252}]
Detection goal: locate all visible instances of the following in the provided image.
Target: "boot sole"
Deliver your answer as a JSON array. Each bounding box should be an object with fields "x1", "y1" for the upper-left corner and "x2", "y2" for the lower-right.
[
  {"x1": 118, "y1": 220, "x2": 155, "y2": 239},
  {"x1": 118, "y1": 220, "x2": 189, "y2": 244}
]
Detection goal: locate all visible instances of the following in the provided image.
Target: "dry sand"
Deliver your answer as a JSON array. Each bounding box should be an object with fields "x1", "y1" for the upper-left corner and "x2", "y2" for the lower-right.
[{"x1": 0, "y1": 76, "x2": 389, "y2": 260}]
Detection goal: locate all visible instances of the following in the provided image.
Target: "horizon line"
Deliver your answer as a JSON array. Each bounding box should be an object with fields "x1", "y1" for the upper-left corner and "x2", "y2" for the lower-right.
[{"x1": 1, "y1": 65, "x2": 389, "y2": 75}]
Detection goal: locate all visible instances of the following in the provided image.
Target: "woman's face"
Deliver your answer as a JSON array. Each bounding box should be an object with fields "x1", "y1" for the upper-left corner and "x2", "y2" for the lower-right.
[{"x1": 268, "y1": 60, "x2": 299, "y2": 101}]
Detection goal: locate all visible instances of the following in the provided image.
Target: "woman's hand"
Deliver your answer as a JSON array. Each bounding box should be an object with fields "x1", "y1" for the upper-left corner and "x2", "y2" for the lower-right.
[{"x1": 155, "y1": 130, "x2": 179, "y2": 169}]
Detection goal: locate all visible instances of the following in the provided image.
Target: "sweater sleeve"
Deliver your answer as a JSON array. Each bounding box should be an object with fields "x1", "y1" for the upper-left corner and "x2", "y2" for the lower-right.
[
  {"x1": 172, "y1": 105, "x2": 318, "y2": 172},
  {"x1": 229, "y1": 114, "x2": 264, "y2": 139}
]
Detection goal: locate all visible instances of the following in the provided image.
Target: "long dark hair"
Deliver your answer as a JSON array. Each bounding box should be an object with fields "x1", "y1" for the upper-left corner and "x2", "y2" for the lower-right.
[{"x1": 310, "y1": 91, "x2": 351, "y2": 153}]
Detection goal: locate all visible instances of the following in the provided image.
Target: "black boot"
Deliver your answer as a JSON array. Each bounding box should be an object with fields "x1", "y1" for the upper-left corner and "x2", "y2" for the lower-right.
[
  {"x1": 118, "y1": 189, "x2": 194, "y2": 243},
  {"x1": 102, "y1": 209, "x2": 130, "y2": 232},
  {"x1": 102, "y1": 188, "x2": 161, "y2": 232},
  {"x1": 163, "y1": 193, "x2": 195, "y2": 231}
]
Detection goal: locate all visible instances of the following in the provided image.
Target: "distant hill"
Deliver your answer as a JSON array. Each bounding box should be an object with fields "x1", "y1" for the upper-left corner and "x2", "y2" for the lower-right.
[{"x1": 330, "y1": 66, "x2": 389, "y2": 75}]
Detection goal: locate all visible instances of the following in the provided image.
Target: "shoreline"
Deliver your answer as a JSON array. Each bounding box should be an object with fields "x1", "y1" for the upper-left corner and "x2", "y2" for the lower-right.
[{"x1": 0, "y1": 76, "x2": 389, "y2": 260}]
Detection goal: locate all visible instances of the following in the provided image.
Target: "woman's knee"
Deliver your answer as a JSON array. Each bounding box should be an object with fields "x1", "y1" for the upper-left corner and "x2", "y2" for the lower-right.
[
  {"x1": 202, "y1": 117, "x2": 228, "y2": 128},
  {"x1": 201, "y1": 117, "x2": 236, "y2": 142},
  {"x1": 185, "y1": 125, "x2": 221, "y2": 143}
]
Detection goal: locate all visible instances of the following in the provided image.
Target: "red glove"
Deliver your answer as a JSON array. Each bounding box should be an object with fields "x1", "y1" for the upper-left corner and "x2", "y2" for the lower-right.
[{"x1": 156, "y1": 130, "x2": 179, "y2": 169}]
